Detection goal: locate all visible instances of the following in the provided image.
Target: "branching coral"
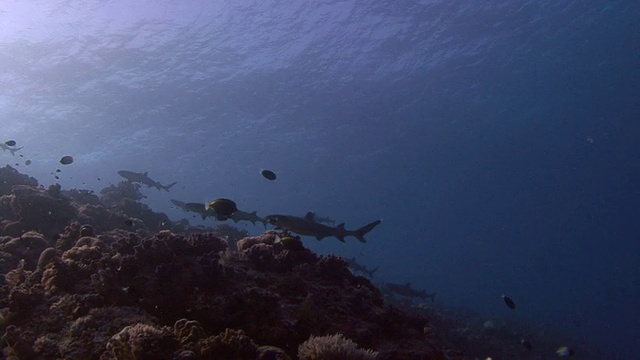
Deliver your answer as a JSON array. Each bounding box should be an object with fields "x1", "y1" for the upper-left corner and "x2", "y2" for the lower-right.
[
  {"x1": 104, "y1": 323, "x2": 178, "y2": 360},
  {"x1": 297, "y1": 333, "x2": 379, "y2": 360},
  {"x1": 200, "y1": 328, "x2": 258, "y2": 360}
]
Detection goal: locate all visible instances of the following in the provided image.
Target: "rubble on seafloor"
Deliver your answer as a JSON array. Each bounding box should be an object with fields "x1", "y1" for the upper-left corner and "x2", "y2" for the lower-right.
[{"x1": 0, "y1": 165, "x2": 606, "y2": 359}]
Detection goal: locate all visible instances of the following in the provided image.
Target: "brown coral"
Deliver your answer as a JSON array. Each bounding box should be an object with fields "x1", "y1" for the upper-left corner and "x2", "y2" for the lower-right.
[
  {"x1": 201, "y1": 328, "x2": 258, "y2": 360},
  {"x1": 104, "y1": 323, "x2": 178, "y2": 360},
  {"x1": 297, "y1": 333, "x2": 379, "y2": 360}
]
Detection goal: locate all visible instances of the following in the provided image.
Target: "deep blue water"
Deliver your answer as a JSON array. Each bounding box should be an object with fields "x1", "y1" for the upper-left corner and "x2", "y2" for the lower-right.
[{"x1": 1, "y1": 0, "x2": 639, "y2": 357}]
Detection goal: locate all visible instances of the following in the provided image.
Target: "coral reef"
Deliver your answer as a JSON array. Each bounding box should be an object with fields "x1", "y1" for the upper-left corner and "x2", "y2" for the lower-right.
[
  {"x1": 0, "y1": 167, "x2": 605, "y2": 359},
  {"x1": 298, "y1": 333, "x2": 378, "y2": 360}
]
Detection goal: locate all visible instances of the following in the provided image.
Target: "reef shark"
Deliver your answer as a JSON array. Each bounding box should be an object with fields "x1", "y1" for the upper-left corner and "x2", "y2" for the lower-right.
[
  {"x1": 308, "y1": 212, "x2": 336, "y2": 226},
  {"x1": 264, "y1": 212, "x2": 382, "y2": 243},
  {"x1": 0, "y1": 143, "x2": 23, "y2": 156},
  {"x1": 171, "y1": 199, "x2": 267, "y2": 227},
  {"x1": 117, "y1": 170, "x2": 177, "y2": 192},
  {"x1": 383, "y1": 282, "x2": 436, "y2": 302},
  {"x1": 344, "y1": 256, "x2": 379, "y2": 278},
  {"x1": 171, "y1": 200, "x2": 211, "y2": 218}
]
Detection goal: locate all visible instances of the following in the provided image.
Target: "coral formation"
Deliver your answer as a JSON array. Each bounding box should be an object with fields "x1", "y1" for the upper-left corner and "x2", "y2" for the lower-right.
[
  {"x1": 0, "y1": 166, "x2": 605, "y2": 359},
  {"x1": 297, "y1": 333, "x2": 378, "y2": 360}
]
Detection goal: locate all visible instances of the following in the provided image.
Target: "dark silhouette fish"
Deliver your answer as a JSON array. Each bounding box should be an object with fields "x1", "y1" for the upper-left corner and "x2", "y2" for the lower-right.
[
  {"x1": 59, "y1": 155, "x2": 74, "y2": 165},
  {"x1": 383, "y1": 282, "x2": 436, "y2": 302},
  {"x1": 260, "y1": 169, "x2": 277, "y2": 180},
  {"x1": 502, "y1": 294, "x2": 516, "y2": 310},
  {"x1": 264, "y1": 212, "x2": 381, "y2": 243},
  {"x1": 117, "y1": 170, "x2": 177, "y2": 191}
]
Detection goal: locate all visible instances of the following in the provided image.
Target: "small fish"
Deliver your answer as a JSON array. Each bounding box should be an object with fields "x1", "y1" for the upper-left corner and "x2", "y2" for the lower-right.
[
  {"x1": 59, "y1": 155, "x2": 74, "y2": 165},
  {"x1": 556, "y1": 346, "x2": 574, "y2": 357},
  {"x1": 521, "y1": 339, "x2": 532, "y2": 350},
  {"x1": 4, "y1": 140, "x2": 16, "y2": 146},
  {"x1": 275, "y1": 235, "x2": 304, "y2": 250},
  {"x1": 25, "y1": 159, "x2": 32, "y2": 165},
  {"x1": 260, "y1": 169, "x2": 277, "y2": 180},
  {"x1": 54, "y1": 175, "x2": 59, "y2": 179},
  {"x1": 124, "y1": 219, "x2": 134, "y2": 227},
  {"x1": 502, "y1": 294, "x2": 516, "y2": 310},
  {"x1": 206, "y1": 198, "x2": 238, "y2": 221},
  {"x1": 55, "y1": 169, "x2": 61, "y2": 173}
]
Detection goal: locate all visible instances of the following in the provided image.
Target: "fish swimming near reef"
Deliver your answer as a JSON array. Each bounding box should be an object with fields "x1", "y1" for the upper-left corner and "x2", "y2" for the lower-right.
[
  {"x1": 171, "y1": 199, "x2": 267, "y2": 226},
  {"x1": 117, "y1": 170, "x2": 177, "y2": 191},
  {"x1": 264, "y1": 212, "x2": 382, "y2": 243},
  {"x1": 344, "y1": 256, "x2": 379, "y2": 278},
  {"x1": 206, "y1": 198, "x2": 238, "y2": 221},
  {"x1": 502, "y1": 294, "x2": 516, "y2": 310},
  {"x1": 383, "y1": 282, "x2": 437, "y2": 302},
  {"x1": 0, "y1": 143, "x2": 23, "y2": 156}
]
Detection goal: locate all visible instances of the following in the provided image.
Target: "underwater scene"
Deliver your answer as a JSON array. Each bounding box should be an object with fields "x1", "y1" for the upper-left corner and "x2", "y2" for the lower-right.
[{"x1": 1, "y1": 0, "x2": 638, "y2": 359}]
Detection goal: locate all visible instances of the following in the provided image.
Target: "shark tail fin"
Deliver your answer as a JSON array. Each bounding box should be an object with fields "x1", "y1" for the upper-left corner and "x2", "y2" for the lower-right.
[
  {"x1": 352, "y1": 219, "x2": 382, "y2": 243},
  {"x1": 9, "y1": 146, "x2": 23, "y2": 156},
  {"x1": 368, "y1": 266, "x2": 379, "y2": 278},
  {"x1": 163, "y1": 181, "x2": 178, "y2": 192}
]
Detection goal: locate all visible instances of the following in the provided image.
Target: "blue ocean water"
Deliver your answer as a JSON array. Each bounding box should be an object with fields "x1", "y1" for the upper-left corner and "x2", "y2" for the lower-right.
[{"x1": 1, "y1": 0, "x2": 638, "y2": 357}]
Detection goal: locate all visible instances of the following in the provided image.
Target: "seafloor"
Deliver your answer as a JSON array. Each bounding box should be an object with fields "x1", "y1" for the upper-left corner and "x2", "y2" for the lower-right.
[{"x1": 0, "y1": 165, "x2": 604, "y2": 359}]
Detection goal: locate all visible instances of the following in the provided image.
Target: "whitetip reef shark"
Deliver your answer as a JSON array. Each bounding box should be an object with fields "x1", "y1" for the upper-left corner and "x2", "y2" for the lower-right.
[
  {"x1": 170, "y1": 199, "x2": 268, "y2": 227},
  {"x1": 117, "y1": 170, "x2": 177, "y2": 192},
  {"x1": 264, "y1": 212, "x2": 382, "y2": 243}
]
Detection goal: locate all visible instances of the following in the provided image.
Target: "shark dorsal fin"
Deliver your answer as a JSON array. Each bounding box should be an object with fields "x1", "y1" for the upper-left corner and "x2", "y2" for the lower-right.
[{"x1": 304, "y1": 212, "x2": 315, "y2": 221}]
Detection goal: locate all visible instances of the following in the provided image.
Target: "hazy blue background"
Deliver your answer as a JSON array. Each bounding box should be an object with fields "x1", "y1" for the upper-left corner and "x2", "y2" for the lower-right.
[{"x1": 1, "y1": 0, "x2": 638, "y2": 357}]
